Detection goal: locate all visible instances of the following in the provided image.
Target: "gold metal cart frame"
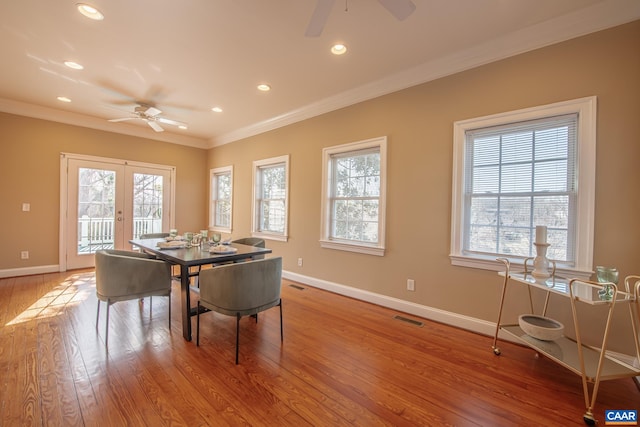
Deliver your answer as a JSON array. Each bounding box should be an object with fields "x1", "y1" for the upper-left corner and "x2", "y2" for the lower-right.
[{"x1": 492, "y1": 259, "x2": 640, "y2": 425}]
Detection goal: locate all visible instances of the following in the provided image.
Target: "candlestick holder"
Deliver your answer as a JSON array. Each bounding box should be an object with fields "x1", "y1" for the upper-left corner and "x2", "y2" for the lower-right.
[{"x1": 532, "y1": 242, "x2": 551, "y2": 278}]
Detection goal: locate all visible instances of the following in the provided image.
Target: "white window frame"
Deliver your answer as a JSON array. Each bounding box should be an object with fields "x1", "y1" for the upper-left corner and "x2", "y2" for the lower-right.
[
  {"x1": 450, "y1": 97, "x2": 596, "y2": 279},
  {"x1": 209, "y1": 165, "x2": 233, "y2": 233},
  {"x1": 252, "y1": 155, "x2": 289, "y2": 242},
  {"x1": 320, "y1": 136, "x2": 387, "y2": 256}
]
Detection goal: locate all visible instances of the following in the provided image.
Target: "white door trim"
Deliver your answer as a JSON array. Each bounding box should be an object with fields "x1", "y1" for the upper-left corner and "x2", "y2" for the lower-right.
[{"x1": 59, "y1": 152, "x2": 176, "y2": 271}]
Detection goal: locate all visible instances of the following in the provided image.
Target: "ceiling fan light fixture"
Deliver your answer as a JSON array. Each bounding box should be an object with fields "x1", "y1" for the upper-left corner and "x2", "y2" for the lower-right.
[
  {"x1": 64, "y1": 60, "x2": 84, "y2": 70},
  {"x1": 76, "y1": 3, "x2": 104, "y2": 20},
  {"x1": 257, "y1": 84, "x2": 271, "y2": 92},
  {"x1": 331, "y1": 43, "x2": 347, "y2": 55}
]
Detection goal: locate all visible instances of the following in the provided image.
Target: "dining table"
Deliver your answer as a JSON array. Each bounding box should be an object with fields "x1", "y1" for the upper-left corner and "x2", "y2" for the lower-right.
[{"x1": 129, "y1": 237, "x2": 273, "y2": 341}]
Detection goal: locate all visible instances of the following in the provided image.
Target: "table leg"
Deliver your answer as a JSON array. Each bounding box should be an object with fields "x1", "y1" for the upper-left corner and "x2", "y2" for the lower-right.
[{"x1": 180, "y1": 265, "x2": 192, "y2": 341}]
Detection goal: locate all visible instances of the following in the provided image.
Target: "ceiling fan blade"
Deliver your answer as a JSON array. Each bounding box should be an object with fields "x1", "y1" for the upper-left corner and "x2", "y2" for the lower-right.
[
  {"x1": 156, "y1": 117, "x2": 187, "y2": 127},
  {"x1": 144, "y1": 106, "x2": 162, "y2": 117},
  {"x1": 377, "y1": 0, "x2": 416, "y2": 21},
  {"x1": 305, "y1": 0, "x2": 335, "y2": 37},
  {"x1": 146, "y1": 120, "x2": 164, "y2": 132},
  {"x1": 108, "y1": 117, "x2": 136, "y2": 122}
]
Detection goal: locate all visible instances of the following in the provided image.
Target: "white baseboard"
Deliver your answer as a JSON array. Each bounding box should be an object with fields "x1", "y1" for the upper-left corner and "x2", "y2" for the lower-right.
[
  {"x1": 0, "y1": 265, "x2": 60, "y2": 279},
  {"x1": 282, "y1": 270, "x2": 500, "y2": 339}
]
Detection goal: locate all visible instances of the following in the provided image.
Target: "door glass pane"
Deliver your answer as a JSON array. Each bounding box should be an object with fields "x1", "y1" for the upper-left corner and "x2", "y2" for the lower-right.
[
  {"x1": 77, "y1": 168, "x2": 116, "y2": 254},
  {"x1": 132, "y1": 173, "x2": 164, "y2": 238}
]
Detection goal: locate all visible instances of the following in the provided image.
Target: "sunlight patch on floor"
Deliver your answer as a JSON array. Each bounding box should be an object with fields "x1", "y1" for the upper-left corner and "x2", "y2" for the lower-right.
[{"x1": 5, "y1": 272, "x2": 94, "y2": 326}]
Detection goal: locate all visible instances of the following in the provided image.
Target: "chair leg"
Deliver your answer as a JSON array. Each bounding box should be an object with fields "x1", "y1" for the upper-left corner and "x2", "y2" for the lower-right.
[
  {"x1": 196, "y1": 301, "x2": 201, "y2": 346},
  {"x1": 150, "y1": 296, "x2": 153, "y2": 313},
  {"x1": 168, "y1": 294, "x2": 171, "y2": 330},
  {"x1": 96, "y1": 300, "x2": 101, "y2": 329},
  {"x1": 105, "y1": 301, "x2": 110, "y2": 346},
  {"x1": 236, "y1": 314, "x2": 241, "y2": 364},
  {"x1": 279, "y1": 300, "x2": 283, "y2": 342}
]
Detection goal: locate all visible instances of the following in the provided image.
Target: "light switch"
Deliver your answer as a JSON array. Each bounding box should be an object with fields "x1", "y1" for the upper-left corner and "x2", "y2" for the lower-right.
[{"x1": 22, "y1": 203, "x2": 30, "y2": 212}]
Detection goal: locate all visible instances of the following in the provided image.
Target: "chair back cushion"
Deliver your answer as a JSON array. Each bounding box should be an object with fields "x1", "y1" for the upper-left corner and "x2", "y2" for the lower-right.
[
  {"x1": 95, "y1": 250, "x2": 171, "y2": 302},
  {"x1": 199, "y1": 257, "x2": 282, "y2": 317},
  {"x1": 139, "y1": 233, "x2": 170, "y2": 239},
  {"x1": 231, "y1": 237, "x2": 265, "y2": 248}
]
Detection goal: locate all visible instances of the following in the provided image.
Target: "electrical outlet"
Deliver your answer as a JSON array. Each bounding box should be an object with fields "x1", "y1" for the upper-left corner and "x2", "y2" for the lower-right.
[
  {"x1": 297, "y1": 257, "x2": 303, "y2": 267},
  {"x1": 407, "y1": 279, "x2": 415, "y2": 291},
  {"x1": 21, "y1": 251, "x2": 29, "y2": 260}
]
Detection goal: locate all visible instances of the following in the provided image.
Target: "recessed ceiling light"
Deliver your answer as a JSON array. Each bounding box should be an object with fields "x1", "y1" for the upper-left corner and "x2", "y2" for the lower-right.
[
  {"x1": 331, "y1": 44, "x2": 347, "y2": 55},
  {"x1": 178, "y1": 125, "x2": 187, "y2": 130},
  {"x1": 64, "y1": 60, "x2": 84, "y2": 70},
  {"x1": 57, "y1": 96, "x2": 72, "y2": 103},
  {"x1": 76, "y1": 3, "x2": 104, "y2": 20},
  {"x1": 211, "y1": 107, "x2": 223, "y2": 113},
  {"x1": 257, "y1": 84, "x2": 271, "y2": 92}
]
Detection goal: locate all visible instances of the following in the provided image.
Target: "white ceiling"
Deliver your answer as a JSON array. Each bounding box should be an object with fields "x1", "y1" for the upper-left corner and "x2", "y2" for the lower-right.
[{"x1": 1, "y1": 0, "x2": 638, "y2": 149}]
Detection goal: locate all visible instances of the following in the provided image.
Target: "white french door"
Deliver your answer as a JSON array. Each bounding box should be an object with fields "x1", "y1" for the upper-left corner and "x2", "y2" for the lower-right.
[{"x1": 61, "y1": 154, "x2": 175, "y2": 270}]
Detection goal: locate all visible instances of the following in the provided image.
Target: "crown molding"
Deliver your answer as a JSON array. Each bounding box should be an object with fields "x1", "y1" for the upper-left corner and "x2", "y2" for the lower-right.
[{"x1": 211, "y1": 0, "x2": 640, "y2": 147}]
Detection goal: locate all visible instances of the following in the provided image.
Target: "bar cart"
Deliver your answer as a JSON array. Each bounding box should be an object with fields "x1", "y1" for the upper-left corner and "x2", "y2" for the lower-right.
[{"x1": 492, "y1": 259, "x2": 640, "y2": 425}]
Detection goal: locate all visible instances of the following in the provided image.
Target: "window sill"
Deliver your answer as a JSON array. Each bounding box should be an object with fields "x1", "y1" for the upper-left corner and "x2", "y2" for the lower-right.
[
  {"x1": 209, "y1": 226, "x2": 232, "y2": 234},
  {"x1": 320, "y1": 240, "x2": 385, "y2": 256},
  {"x1": 449, "y1": 254, "x2": 592, "y2": 280}
]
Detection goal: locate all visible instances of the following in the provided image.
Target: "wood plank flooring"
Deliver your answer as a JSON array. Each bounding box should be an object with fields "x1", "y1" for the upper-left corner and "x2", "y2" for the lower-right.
[{"x1": 0, "y1": 269, "x2": 637, "y2": 426}]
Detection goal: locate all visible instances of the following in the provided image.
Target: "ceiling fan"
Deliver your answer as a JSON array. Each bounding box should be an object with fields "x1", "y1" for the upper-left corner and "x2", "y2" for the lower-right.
[
  {"x1": 108, "y1": 104, "x2": 186, "y2": 133},
  {"x1": 305, "y1": 0, "x2": 416, "y2": 37}
]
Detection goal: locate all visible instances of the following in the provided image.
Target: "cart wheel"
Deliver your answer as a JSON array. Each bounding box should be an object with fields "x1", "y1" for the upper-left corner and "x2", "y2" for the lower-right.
[
  {"x1": 583, "y1": 412, "x2": 596, "y2": 425},
  {"x1": 493, "y1": 347, "x2": 501, "y2": 355}
]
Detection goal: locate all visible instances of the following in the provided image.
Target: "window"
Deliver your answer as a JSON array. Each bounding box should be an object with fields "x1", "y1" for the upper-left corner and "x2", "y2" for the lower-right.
[
  {"x1": 252, "y1": 155, "x2": 289, "y2": 241},
  {"x1": 210, "y1": 166, "x2": 233, "y2": 233},
  {"x1": 451, "y1": 97, "x2": 596, "y2": 278},
  {"x1": 321, "y1": 136, "x2": 387, "y2": 256}
]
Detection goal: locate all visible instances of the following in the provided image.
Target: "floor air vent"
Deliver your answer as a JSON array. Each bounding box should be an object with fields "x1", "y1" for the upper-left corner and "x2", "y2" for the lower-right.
[
  {"x1": 289, "y1": 284, "x2": 305, "y2": 290},
  {"x1": 393, "y1": 315, "x2": 424, "y2": 327}
]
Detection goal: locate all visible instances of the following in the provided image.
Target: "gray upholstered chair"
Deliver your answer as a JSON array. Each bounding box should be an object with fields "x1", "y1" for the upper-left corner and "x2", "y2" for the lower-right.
[
  {"x1": 232, "y1": 237, "x2": 265, "y2": 248},
  {"x1": 95, "y1": 249, "x2": 172, "y2": 345},
  {"x1": 139, "y1": 232, "x2": 170, "y2": 239},
  {"x1": 196, "y1": 257, "x2": 283, "y2": 364},
  {"x1": 232, "y1": 237, "x2": 266, "y2": 261},
  {"x1": 139, "y1": 232, "x2": 185, "y2": 279}
]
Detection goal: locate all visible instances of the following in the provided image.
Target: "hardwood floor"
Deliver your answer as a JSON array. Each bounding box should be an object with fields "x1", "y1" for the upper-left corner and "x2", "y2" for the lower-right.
[{"x1": 0, "y1": 270, "x2": 637, "y2": 426}]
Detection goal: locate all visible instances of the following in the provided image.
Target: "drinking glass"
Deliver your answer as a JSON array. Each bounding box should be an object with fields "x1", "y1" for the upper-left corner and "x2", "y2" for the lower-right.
[
  {"x1": 212, "y1": 233, "x2": 221, "y2": 244},
  {"x1": 596, "y1": 266, "x2": 618, "y2": 301}
]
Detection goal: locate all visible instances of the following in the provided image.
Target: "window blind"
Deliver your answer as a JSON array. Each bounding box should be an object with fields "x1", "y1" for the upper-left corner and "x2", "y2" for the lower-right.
[{"x1": 463, "y1": 113, "x2": 578, "y2": 262}]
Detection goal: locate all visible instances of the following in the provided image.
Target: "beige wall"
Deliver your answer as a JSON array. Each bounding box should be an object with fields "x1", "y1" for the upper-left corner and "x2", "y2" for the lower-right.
[
  {"x1": 207, "y1": 21, "x2": 640, "y2": 352},
  {"x1": 0, "y1": 114, "x2": 208, "y2": 269}
]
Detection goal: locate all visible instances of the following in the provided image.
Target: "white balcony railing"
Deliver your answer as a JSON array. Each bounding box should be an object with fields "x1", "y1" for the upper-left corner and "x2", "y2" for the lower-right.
[{"x1": 78, "y1": 216, "x2": 162, "y2": 253}]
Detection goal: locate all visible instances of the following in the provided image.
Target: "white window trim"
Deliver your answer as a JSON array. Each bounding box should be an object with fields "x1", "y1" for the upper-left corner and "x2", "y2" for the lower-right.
[
  {"x1": 251, "y1": 155, "x2": 290, "y2": 242},
  {"x1": 320, "y1": 136, "x2": 387, "y2": 256},
  {"x1": 450, "y1": 97, "x2": 596, "y2": 279},
  {"x1": 209, "y1": 165, "x2": 233, "y2": 234}
]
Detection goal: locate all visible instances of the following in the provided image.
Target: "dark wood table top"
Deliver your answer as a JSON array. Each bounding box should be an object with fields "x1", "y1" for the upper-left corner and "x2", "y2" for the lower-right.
[{"x1": 130, "y1": 238, "x2": 272, "y2": 267}]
